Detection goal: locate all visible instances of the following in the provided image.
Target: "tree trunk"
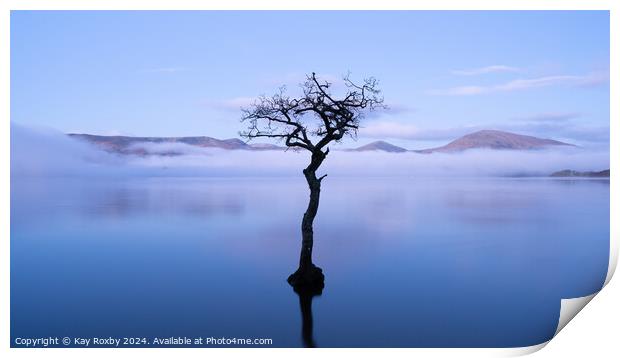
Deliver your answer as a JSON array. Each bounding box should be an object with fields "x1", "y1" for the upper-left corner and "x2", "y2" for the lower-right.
[
  {"x1": 300, "y1": 168, "x2": 321, "y2": 270},
  {"x1": 288, "y1": 151, "x2": 326, "y2": 289}
]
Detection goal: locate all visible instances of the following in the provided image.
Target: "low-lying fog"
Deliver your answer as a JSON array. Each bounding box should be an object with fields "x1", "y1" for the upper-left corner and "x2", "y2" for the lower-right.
[{"x1": 11, "y1": 123, "x2": 609, "y2": 178}]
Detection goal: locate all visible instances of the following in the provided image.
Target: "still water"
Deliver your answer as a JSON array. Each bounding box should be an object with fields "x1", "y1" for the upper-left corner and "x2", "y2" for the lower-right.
[{"x1": 10, "y1": 176, "x2": 609, "y2": 347}]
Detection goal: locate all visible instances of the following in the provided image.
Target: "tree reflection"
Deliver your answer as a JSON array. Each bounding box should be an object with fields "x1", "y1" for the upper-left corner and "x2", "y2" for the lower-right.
[{"x1": 292, "y1": 282, "x2": 323, "y2": 348}]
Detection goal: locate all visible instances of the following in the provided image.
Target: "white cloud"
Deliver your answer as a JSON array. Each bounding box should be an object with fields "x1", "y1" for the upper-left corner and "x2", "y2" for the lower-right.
[
  {"x1": 127, "y1": 142, "x2": 214, "y2": 156},
  {"x1": 359, "y1": 115, "x2": 609, "y2": 145},
  {"x1": 428, "y1": 72, "x2": 608, "y2": 96},
  {"x1": 452, "y1": 65, "x2": 521, "y2": 76},
  {"x1": 11, "y1": 123, "x2": 125, "y2": 177},
  {"x1": 496, "y1": 75, "x2": 590, "y2": 91}
]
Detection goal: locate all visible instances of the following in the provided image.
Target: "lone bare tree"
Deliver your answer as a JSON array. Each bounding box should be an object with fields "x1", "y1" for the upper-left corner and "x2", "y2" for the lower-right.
[{"x1": 240, "y1": 72, "x2": 384, "y2": 290}]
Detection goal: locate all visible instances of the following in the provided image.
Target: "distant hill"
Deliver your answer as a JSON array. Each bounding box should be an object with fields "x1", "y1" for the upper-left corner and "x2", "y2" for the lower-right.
[
  {"x1": 550, "y1": 169, "x2": 610, "y2": 178},
  {"x1": 68, "y1": 134, "x2": 282, "y2": 155},
  {"x1": 68, "y1": 129, "x2": 575, "y2": 156},
  {"x1": 351, "y1": 140, "x2": 407, "y2": 153},
  {"x1": 416, "y1": 130, "x2": 574, "y2": 153},
  {"x1": 248, "y1": 143, "x2": 284, "y2": 150}
]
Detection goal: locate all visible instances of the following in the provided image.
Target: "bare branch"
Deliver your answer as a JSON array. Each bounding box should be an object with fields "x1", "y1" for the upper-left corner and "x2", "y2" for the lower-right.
[{"x1": 240, "y1": 71, "x2": 384, "y2": 172}]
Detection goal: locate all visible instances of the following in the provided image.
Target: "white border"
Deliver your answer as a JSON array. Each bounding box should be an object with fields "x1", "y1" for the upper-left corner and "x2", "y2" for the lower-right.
[{"x1": 1, "y1": 1, "x2": 617, "y2": 357}]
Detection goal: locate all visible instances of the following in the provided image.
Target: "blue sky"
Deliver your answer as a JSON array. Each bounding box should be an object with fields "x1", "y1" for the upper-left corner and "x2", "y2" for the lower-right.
[{"x1": 11, "y1": 11, "x2": 609, "y2": 149}]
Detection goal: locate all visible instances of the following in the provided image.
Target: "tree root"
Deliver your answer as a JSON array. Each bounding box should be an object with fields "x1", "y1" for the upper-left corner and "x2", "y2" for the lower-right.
[{"x1": 287, "y1": 264, "x2": 325, "y2": 294}]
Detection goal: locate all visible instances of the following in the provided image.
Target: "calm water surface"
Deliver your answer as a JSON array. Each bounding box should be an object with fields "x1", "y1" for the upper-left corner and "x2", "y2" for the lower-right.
[{"x1": 10, "y1": 177, "x2": 609, "y2": 347}]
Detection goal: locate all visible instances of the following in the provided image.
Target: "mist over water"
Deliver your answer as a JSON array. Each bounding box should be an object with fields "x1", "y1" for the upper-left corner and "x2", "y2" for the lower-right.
[{"x1": 11, "y1": 123, "x2": 609, "y2": 178}]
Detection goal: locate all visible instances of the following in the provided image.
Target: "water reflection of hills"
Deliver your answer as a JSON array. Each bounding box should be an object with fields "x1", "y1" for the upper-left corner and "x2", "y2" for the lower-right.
[
  {"x1": 11, "y1": 178, "x2": 247, "y2": 224},
  {"x1": 85, "y1": 187, "x2": 244, "y2": 218}
]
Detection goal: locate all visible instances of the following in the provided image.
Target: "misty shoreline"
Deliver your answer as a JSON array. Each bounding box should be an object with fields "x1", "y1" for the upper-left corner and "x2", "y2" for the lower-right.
[{"x1": 11, "y1": 123, "x2": 610, "y2": 179}]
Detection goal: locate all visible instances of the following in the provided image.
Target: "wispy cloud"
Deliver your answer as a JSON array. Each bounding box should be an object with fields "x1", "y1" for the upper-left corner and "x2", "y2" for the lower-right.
[
  {"x1": 495, "y1": 74, "x2": 605, "y2": 91},
  {"x1": 359, "y1": 114, "x2": 609, "y2": 145},
  {"x1": 452, "y1": 65, "x2": 521, "y2": 76},
  {"x1": 501, "y1": 119, "x2": 609, "y2": 144},
  {"x1": 428, "y1": 72, "x2": 608, "y2": 96}
]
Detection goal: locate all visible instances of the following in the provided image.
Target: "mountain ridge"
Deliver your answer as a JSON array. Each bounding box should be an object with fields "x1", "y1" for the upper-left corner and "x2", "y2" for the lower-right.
[
  {"x1": 68, "y1": 133, "x2": 284, "y2": 155},
  {"x1": 350, "y1": 140, "x2": 408, "y2": 153},
  {"x1": 415, "y1": 130, "x2": 574, "y2": 153},
  {"x1": 68, "y1": 129, "x2": 575, "y2": 155}
]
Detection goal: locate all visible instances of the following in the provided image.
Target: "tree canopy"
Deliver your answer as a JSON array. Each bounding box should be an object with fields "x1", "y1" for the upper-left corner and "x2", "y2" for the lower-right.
[{"x1": 240, "y1": 72, "x2": 385, "y2": 155}]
